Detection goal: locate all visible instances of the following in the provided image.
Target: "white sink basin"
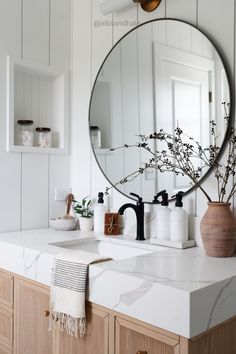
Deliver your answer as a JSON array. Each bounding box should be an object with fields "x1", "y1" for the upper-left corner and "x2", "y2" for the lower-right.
[{"x1": 50, "y1": 238, "x2": 154, "y2": 260}]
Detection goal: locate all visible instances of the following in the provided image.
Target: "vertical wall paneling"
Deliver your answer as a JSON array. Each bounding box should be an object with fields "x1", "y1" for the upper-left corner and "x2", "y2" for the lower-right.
[
  {"x1": 0, "y1": 1, "x2": 22, "y2": 232},
  {"x1": 70, "y1": 0, "x2": 92, "y2": 199},
  {"x1": 21, "y1": 0, "x2": 71, "y2": 229},
  {"x1": 0, "y1": 0, "x2": 71, "y2": 232},
  {"x1": 22, "y1": 0, "x2": 50, "y2": 228},
  {"x1": 49, "y1": 155, "x2": 71, "y2": 219},
  {"x1": 166, "y1": 0, "x2": 198, "y2": 216},
  {"x1": 137, "y1": 24, "x2": 156, "y2": 201},
  {"x1": 112, "y1": 4, "x2": 141, "y2": 216},
  {"x1": 91, "y1": 153, "x2": 110, "y2": 202},
  {"x1": 166, "y1": 20, "x2": 192, "y2": 51},
  {"x1": 166, "y1": 0, "x2": 197, "y2": 23},
  {"x1": 91, "y1": 0, "x2": 113, "y2": 83},
  {"x1": 102, "y1": 46, "x2": 126, "y2": 196},
  {"x1": 50, "y1": 0, "x2": 71, "y2": 69},
  {"x1": 121, "y1": 32, "x2": 141, "y2": 196},
  {"x1": 196, "y1": 0, "x2": 235, "y2": 218},
  {"x1": 198, "y1": 0, "x2": 235, "y2": 77},
  {"x1": 113, "y1": 6, "x2": 138, "y2": 44},
  {"x1": 23, "y1": 0, "x2": 50, "y2": 65},
  {"x1": 21, "y1": 154, "x2": 49, "y2": 229},
  {"x1": 90, "y1": 0, "x2": 113, "y2": 199},
  {"x1": 49, "y1": 0, "x2": 71, "y2": 220},
  {"x1": 0, "y1": 0, "x2": 21, "y2": 56},
  {"x1": 0, "y1": 149, "x2": 21, "y2": 232}
]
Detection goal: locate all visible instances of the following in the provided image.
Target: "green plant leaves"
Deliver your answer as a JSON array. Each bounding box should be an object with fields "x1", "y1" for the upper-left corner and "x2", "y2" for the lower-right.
[{"x1": 73, "y1": 197, "x2": 94, "y2": 218}]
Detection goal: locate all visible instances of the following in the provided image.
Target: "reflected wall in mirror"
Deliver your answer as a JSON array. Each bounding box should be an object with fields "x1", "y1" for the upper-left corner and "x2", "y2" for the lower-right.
[{"x1": 89, "y1": 19, "x2": 231, "y2": 203}]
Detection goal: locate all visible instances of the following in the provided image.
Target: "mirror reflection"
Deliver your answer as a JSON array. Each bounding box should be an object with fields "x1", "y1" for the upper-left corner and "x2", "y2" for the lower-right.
[{"x1": 90, "y1": 19, "x2": 230, "y2": 202}]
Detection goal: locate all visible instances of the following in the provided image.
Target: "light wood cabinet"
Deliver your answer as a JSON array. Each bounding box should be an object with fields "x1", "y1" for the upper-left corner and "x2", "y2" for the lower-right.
[
  {"x1": 0, "y1": 271, "x2": 13, "y2": 354},
  {"x1": 0, "y1": 271, "x2": 13, "y2": 308},
  {"x1": 187, "y1": 317, "x2": 236, "y2": 354},
  {"x1": 54, "y1": 304, "x2": 109, "y2": 354},
  {"x1": 1, "y1": 268, "x2": 236, "y2": 354},
  {"x1": 115, "y1": 317, "x2": 180, "y2": 354},
  {"x1": 0, "y1": 305, "x2": 13, "y2": 351},
  {"x1": 0, "y1": 343, "x2": 12, "y2": 354},
  {"x1": 14, "y1": 277, "x2": 52, "y2": 354}
]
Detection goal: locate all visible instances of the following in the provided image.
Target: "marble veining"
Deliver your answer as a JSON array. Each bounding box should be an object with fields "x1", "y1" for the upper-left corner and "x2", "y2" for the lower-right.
[
  {"x1": 112, "y1": 280, "x2": 154, "y2": 309},
  {"x1": 207, "y1": 277, "x2": 234, "y2": 330},
  {"x1": 0, "y1": 228, "x2": 236, "y2": 338},
  {"x1": 23, "y1": 248, "x2": 42, "y2": 279}
]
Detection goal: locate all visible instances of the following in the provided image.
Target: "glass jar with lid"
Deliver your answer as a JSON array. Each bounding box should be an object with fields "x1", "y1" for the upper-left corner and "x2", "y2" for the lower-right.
[
  {"x1": 17, "y1": 120, "x2": 34, "y2": 146},
  {"x1": 90, "y1": 126, "x2": 101, "y2": 149},
  {"x1": 35, "y1": 127, "x2": 52, "y2": 148}
]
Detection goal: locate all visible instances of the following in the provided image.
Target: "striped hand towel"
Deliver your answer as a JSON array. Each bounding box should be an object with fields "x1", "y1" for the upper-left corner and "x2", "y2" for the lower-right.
[{"x1": 50, "y1": 250, "x2": 111, "y2": 337}]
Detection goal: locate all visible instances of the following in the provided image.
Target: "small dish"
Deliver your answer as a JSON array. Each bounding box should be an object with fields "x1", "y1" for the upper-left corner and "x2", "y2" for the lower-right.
[{"x1": 50, "y1": 217, "x2": 77, "y2": 231}]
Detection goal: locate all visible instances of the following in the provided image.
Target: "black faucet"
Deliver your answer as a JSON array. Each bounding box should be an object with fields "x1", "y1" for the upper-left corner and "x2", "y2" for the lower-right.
[{"x1": 118, "y1": 193, "x2": 145, "y2": 241}]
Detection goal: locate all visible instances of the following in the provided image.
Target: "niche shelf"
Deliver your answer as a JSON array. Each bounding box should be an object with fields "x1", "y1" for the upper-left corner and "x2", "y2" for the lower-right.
[{"x1": 6, "y1": 56, "x2": 69, "y2": 154}]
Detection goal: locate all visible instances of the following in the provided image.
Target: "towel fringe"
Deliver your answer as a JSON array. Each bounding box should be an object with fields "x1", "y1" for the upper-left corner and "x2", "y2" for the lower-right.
[{"x1": 49, "y1": 312, "x2": 86, "y2": 338}]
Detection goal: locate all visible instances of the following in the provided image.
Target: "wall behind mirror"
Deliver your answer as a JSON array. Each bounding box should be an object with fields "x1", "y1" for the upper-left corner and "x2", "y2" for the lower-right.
[
  {"x1": 72, "y1": 0, "x2": 235, "y2": 239},
  {"x1": 90, "y1": 19, "x2": 230, "y2": 203}
]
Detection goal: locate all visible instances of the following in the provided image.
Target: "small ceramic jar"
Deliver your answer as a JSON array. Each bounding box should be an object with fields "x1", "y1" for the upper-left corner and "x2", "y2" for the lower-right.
[
  {"x1": 35, "y1": 127, "x2": 52, "y2": 148},
  {"x1": 17, "y1": 120, "x2": 34, "y2": 146}
]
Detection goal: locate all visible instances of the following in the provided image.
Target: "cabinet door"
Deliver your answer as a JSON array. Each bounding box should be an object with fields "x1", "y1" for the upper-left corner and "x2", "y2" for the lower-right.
[
  {"x1": 115, "y1": 317, "x2": 180, "y2": 354},
  {"x1": 0, "y1": 305, "x2": 13, "y2": 351},
  {"x1": 55, "y1": 304, "x2": 109, "y2": 354},
  {"x1": 0, "y1": 271, "x2": 13, "y2": 308},
  {"x1": 14, "y1": 277, "x2": 52, "y2": 354},
  {"x1": 0, "y1": 343, "x2": 12, "y2": 354}
]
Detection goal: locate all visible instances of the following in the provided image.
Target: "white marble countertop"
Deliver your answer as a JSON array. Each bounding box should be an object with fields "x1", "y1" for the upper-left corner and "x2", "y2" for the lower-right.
[{"x1": 0, "y1": 228, "x2": 236, "y2": 339}]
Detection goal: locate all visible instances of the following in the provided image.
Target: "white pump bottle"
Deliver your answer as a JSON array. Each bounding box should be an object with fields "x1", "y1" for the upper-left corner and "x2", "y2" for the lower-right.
[
  {"x1": 156, "y1": 192, "x2": 171, "y2": 240},
  {"x1": 170, "y1": 192, "x2": 188, "y2": 242},
  {"x1": 94, "y1": 192, "x2": 107, "y2": 234}
]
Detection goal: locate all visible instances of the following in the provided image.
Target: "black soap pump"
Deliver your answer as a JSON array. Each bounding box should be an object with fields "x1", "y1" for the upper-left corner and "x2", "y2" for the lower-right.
[
  {"x1": 170, "y1": 192, "x2": 188, "y2": 242},
  {"x1": 155, "y1": 191, "x2": 171, "y2": 240}
]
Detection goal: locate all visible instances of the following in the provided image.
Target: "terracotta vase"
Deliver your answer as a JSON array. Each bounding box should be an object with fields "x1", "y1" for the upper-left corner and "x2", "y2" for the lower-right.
[{"x1": 200, "y1": 202, "x2": 236, "y2": 257}]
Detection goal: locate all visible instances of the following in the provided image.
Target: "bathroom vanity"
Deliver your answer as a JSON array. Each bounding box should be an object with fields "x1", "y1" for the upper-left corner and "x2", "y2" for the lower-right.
[{"x1": 0, "y1": 229, "x2": 236, "y2": 354}]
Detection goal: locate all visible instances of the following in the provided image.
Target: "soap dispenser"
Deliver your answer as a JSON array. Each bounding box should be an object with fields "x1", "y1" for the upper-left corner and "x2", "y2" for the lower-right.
[
  {"x1": 150, "y1": 195, "x2": 159, "y2": 239},
  {"x1": 144, "y1": 204, "x2": 152, "y2": 240},
  {"x1": 170, "y1": 192, "x2": 188, "y2": 242},
  {"x1": 94, "y1": 192, "x2": 107, "y2": 233},
  {"x1": 156, "y1": 191, "x2": 171, "y2": 240}
]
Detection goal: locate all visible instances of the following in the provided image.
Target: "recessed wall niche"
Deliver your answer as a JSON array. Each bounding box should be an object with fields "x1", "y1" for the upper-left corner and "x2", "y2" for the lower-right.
[{"x1": 7, "y1": 56, "x2": 69, "y2": 154}]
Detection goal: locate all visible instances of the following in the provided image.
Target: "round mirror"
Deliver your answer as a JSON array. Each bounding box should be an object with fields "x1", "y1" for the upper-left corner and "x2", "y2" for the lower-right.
[{"x1": 89, "y1": 19, "x2": 231, "y2": 203}]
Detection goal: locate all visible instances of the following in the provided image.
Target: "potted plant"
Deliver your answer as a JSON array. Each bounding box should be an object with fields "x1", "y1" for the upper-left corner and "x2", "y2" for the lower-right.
[
  {"x1": 107, "y1": 103, "x2": 236, "y2": 257},
  {"x1": 73, "y1": 197, "x2": 94, "y2": 232}
]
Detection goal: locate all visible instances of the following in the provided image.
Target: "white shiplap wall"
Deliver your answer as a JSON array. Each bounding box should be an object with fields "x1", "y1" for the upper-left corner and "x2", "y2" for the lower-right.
[
  {"x1": 71, "y1": 0, "x2": 235, "y2": 238},
  {"x1": 0, "y1": 0, "x2": 71, "y2": 232}
]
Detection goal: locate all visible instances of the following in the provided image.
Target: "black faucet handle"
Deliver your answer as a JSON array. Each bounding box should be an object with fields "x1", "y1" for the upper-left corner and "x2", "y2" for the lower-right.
[{"x1": 130, "y1": 193, "x2": 143, "y2": 205}]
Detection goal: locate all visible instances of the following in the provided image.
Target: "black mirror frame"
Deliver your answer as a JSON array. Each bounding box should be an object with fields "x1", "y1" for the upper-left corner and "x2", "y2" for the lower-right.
[{"x1": 88, "y1": 18, "x2": 233, "y2": 204}]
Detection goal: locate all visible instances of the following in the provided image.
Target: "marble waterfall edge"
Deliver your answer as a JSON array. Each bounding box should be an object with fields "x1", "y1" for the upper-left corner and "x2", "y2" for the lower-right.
[{"x1": 0, "y1": 229, "x2": 235, "y2": 338}]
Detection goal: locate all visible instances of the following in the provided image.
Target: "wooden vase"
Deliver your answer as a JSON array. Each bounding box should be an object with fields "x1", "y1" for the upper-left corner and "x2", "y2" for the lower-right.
[{"x1": 200, "y1": 202, "x2": 236, "y2": 257}]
